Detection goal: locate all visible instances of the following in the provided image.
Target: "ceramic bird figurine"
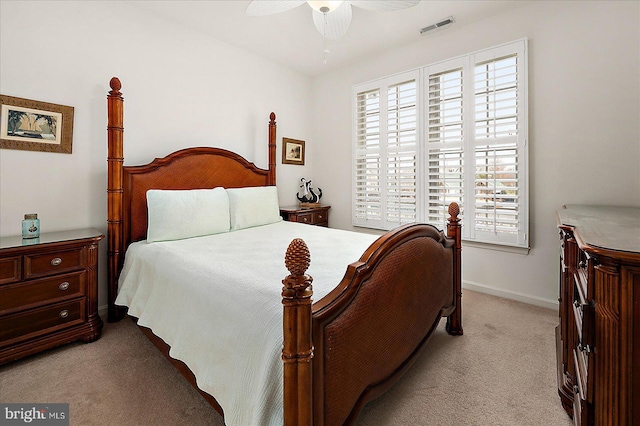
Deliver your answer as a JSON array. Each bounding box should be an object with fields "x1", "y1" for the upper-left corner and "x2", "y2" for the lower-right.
[{"x1": 297, "y1": 178, "x2": 322, "y2": 203}]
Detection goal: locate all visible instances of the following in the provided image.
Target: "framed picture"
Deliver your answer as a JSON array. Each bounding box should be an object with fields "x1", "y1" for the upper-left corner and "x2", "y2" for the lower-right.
[
  {"x1": 282, "y1": 137, "x2": 305, "y2": 165},
  {"x1": 0, "y1": 95, "x2": 74, "y2": 154}
]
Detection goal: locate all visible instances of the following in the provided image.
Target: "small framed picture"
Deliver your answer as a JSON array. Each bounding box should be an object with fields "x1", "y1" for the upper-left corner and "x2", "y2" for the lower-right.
[
  {"x1": 282, "y1": 137, "x2": 305, "y2": 166},
  {"x1": 0, "y1": 94, "x2": 74, "y2": 154}
]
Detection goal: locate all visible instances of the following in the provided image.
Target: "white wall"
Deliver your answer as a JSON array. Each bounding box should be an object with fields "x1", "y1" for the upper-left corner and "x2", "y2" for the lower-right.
[
  {"x1": 0, "y1": 1, "x2": 314, "y2": 310},
  {"x1": 311, "y1": 1, "x2": 640, "y2": 308}
]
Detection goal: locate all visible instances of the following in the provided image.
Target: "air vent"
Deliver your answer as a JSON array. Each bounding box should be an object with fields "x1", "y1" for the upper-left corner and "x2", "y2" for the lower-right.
[{"x1": 420, "y1": 16, "x2": 455, "y2": 35}]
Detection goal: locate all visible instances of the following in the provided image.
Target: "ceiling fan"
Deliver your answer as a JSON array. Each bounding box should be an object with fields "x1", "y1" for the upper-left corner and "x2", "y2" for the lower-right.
[{"x1": 245, "y1": 1, "x2": 420, "y2": 41}]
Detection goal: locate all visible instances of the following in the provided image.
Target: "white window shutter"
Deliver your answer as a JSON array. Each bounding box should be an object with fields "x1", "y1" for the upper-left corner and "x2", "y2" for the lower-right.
[
  {"x1": 353, "y1": 39, "x2": 528, "y2": 248},
  {"x1": 386, "y1": 80, "x2": 417, "y2": 226},
  {"x1": 353, "y1": 72, "x2": 418, "y2": 230},
  {"x1": 354, "y1": 88, "x2": 382, "y2": 227},
  {"x1": 470, "y1": 41, "x2": 527, "y2": 246},
  {"x1": 425, "y1": 64, "x2": 465, "y2": 230}
]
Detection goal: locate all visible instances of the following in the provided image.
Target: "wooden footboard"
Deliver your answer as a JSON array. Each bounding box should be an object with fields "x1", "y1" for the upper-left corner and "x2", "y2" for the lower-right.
[{"x1": 283, "y1": 205, "x2": 462, "y2": 426}]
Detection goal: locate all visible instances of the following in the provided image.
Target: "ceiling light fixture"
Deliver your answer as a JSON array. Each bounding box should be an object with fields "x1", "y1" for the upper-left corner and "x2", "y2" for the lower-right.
[
  {"x1": 246, "y1": 1, "x2": 419, "y2": 41},
  {"x1": 246, "y1": 0, "x2": 420, "y2": 63},
  {"x1": 307, "y1": 1, "x2": 344, "y2": 14}
]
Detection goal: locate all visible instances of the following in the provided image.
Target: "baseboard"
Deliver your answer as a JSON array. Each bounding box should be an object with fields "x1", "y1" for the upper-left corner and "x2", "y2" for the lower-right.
[
  {"x1": 99, "y1": 304, "x2": 109, "y2": 320},
  {"x1": 463, "y1": 280, "x2": 558, "y2": 311}
]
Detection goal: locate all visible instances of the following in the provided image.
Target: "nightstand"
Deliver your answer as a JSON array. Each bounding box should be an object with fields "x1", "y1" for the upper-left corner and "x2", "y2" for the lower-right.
[
  {"x1": 0, "y1": 228, "x2": 104, "y2": 364},
  {"x1": 280, "y1": 205, "x2": 331, "y2": 227}
]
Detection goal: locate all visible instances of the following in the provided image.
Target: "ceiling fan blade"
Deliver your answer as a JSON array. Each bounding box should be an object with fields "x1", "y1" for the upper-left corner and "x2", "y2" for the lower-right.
[
  {"x1": 245, "y1": 0, "x2": 306, "y2": 16},
  {"x1": 349, "y1": 0, "x2": 420, "y2": 11},
  {"x1": 312, "y1": 2, "x2": 352, "y2": 40}
]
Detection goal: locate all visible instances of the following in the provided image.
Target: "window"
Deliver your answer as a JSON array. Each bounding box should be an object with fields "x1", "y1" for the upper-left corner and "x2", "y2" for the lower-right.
[
  {"x1": 353, "y1": 71, "x2": 419, "y2": 230},
  {"x1": 353, "y1": 39, "x2": 528, "y2": 248}
]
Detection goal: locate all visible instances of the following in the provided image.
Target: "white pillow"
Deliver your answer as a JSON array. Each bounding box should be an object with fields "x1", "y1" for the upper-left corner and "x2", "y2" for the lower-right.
[
  {"x1": 146, "y1": 187, "x2": 230, "y2": 242},
  {"x1": 227, "y1": 186, "x2": 282, "y2": 231}
]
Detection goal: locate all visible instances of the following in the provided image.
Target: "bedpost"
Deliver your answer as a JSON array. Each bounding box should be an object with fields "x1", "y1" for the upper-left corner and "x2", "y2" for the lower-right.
[
  {"x1": 107, "y1": 77, "x2": 125, "y2": 322},
  {"x1": 282, "y1": 238, "x2": 314, "y2": 426},
  {"x1": 268, "y1": 112, "x2": 277, "y2": 185},
  {"x1": 445, "y1": 202, "x2": 463, "y2": 335}
]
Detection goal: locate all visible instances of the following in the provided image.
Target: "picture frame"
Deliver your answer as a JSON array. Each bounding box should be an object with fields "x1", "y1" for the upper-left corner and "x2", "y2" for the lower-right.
[
  {"x1": 0, "y1": 94, "x2": 74, "y2": 154},
  {"x1": 282, "y1": 137, "x2": 305, "y2": 166}
]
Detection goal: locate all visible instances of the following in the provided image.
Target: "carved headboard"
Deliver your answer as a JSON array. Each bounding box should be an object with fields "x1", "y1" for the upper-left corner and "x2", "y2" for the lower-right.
[{"x1": 122, "y1": 147, "x2": 275, "y2": 244}]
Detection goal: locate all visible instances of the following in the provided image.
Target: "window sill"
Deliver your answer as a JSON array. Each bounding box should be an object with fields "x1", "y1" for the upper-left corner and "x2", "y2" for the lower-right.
[
  {"x1": 461, "y1": 239, "x2": 530, "y2": 255},
  {"x1": 352, "y1": 224, "x2": 531, "y2": 255}
]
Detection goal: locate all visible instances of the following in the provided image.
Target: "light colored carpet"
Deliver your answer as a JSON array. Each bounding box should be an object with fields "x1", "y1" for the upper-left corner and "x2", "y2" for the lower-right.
[{"x1": 0, "y1": 290, "x2": 572, "y2": 425}]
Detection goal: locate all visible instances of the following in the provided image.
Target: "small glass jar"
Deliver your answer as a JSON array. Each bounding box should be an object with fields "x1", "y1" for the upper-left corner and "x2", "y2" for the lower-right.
[{"x1": 22, "y1": 213, "x2": 40, "y2": 239}]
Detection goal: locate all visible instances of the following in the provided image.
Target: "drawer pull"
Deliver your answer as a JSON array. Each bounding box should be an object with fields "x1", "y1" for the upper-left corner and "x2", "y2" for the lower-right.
[
  {"x1": 59, "y1": 282, "x2": 70, "y2": 291},
  {"x1": 59, "y1": 310, "x2": 69, "y2": 319},
  {"x1": 302, "y1": 217, "x2": 308, "y2": 222},
  {"x1": 318, "y1": 214, "x2": 324, "y2": 220},
  {"x1": 51, "y1": 257, "x2": 63, "y2": 266},
  {"x1": 578, "y1": 343, "x2": 591, "y2": 355}
]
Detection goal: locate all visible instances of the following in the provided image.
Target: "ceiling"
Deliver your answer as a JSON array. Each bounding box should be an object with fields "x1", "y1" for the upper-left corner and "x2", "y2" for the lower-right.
[{"x1": 129, "y1": 1, "x2": 530, "y2": 77}]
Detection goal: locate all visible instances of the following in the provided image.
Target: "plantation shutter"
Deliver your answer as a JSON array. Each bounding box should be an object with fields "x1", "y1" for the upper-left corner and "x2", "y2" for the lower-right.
[
  {"x1": 354, "y1": 39, "x2": 528, "y2": 248},
  {"x1": 470, "y1": 41, "x2": 527, "y2": 246},
  {"x1": 386, "y1": 80, "x2": 417, "y2": 226},
  {"x1": 353, "y1": 71, "x2": 418, "y2": 229},
  {"x1": 425, "y1": 59, "x2": 465, "y2": 231},
  {"x1": 354, "y1": 87, "x2": 382, "y2": 226}
]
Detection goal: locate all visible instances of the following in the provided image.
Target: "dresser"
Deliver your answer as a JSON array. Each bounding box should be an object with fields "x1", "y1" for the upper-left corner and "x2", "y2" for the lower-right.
[
  {"x1": 556, "y1": 205, "x2": 640, "y2": 425},
  {"x1": 280, "y1": 205, "x2": 331, "y2": 227},
  {"x1": 0, "y1": 228, "x2": 104, "y2": 364}
]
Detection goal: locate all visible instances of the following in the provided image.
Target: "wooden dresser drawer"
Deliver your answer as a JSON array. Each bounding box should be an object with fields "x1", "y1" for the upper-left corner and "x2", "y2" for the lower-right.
[
  {"x1": 0, "y1": 271, "x2": 85, "y2": 315},
  {"x1": 0, "y1": 256, "x2": 21, "y2": 285},
  {"x1": 572, "y1": 278, "x2": 587, "y2": 342},
  {"x1": 573, "y1": 348, "x2": 589, "y2": 402},
  {"x1": 0, "y1": 299, "x2": 84, "y2": 346},
  {"x1": 24, "y1": 247, "x2": 84, "y2": 279},
  {"x1": 573, "y1": 384, "x2": 583, "y2": 426}
]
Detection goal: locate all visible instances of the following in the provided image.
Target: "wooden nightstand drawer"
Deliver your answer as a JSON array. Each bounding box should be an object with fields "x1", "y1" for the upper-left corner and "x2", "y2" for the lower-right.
[
  {"x1": 0, "y1": 256, "x2": 21, "y2": 285},
  {"x1": 0, "y1": 271, "x2": 85, "y2": 315},
  {"x1": 24, "y1": 247, "x2": 84, "y2": 279},
  {"x1": 0, "y1": 299, "x2": 84, "y2": 346},
  {"x1": 297, "y1": 212, "x2": 314, "y2": 224},
  {"x1": 280, "y1": 205, "x2": 331, "y2": 227},
  {"x1": 313, "y1": 211, "x2": 328, "y2": 225}
]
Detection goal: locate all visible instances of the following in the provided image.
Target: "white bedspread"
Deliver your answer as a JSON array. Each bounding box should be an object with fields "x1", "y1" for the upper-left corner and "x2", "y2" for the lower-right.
[{"x1": 115, "y1": 221, "x2": 378, "y2": 426}]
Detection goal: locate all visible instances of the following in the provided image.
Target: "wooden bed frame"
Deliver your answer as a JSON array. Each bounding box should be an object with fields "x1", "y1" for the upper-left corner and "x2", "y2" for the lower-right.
[{"x1": 106, "y1": 77, "x2": 463, "y2": 426}]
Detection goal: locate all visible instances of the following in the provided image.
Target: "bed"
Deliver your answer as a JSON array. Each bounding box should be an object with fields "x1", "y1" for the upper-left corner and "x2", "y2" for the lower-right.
[{"x1": 106, "y1": 77, "x2": 463, "y2": 426}]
